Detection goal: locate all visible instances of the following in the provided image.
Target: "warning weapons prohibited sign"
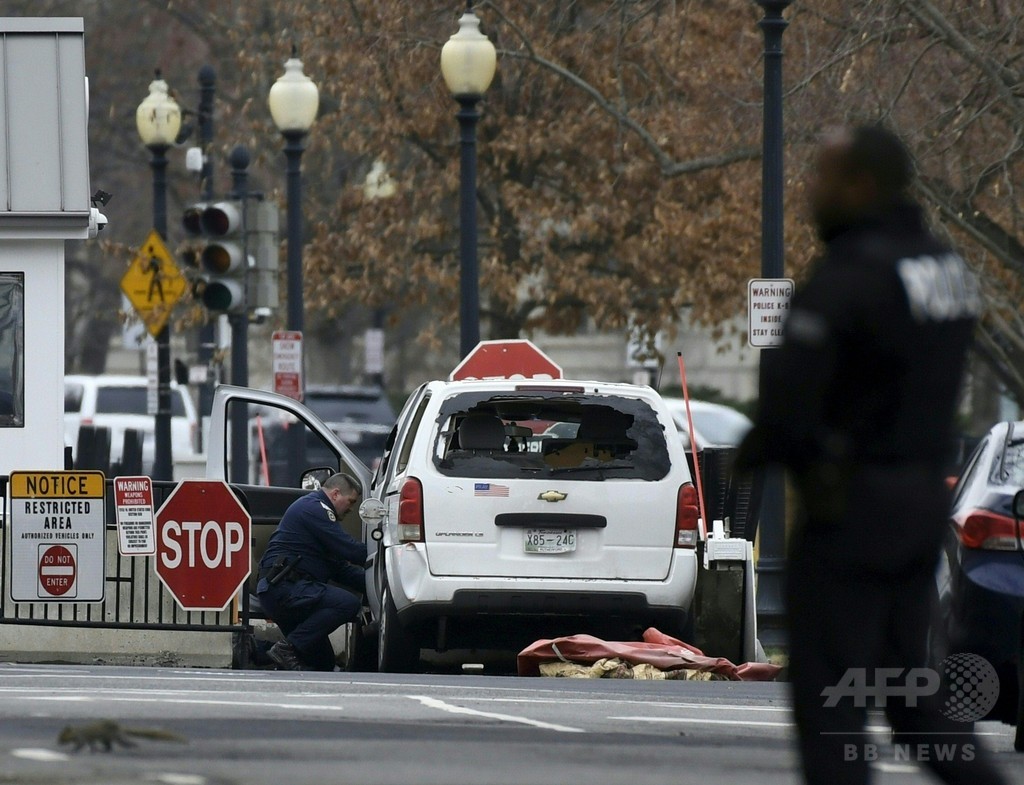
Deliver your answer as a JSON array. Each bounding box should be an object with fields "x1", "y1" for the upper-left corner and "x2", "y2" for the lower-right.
[
  {"x1": 8, "y1": 471, "x2": 106, "y2": 602},
  {"x1": 113, "y1": 475, "x2": 156, "y2": 556}
]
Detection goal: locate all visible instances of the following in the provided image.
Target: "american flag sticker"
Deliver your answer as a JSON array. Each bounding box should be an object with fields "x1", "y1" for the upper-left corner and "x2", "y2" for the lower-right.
[{"x1": 474, "y1": 483, "x2": 509, "y2": 497}]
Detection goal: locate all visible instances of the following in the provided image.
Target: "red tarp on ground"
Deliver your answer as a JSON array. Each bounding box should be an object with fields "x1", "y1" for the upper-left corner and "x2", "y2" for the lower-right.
[{"x1": 517, "y1": 627, "x2": 783, "y2": 680}]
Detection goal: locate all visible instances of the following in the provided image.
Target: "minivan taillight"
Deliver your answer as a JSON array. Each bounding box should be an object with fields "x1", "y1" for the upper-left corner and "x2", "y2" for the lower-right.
[
  {"x1": 675, "y1": 483, "x2": 699, "y2": 548},
  {"x1": 398, "y1": 477, "x2": 424, "y2": 543},
  {"x1": 960, "y1": 511, "x2": 1021, "y2": 551}
]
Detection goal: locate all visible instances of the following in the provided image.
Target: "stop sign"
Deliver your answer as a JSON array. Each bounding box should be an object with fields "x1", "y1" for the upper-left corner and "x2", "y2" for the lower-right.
[
  {"x1": 155, "y1": 480, "x2": 251, "y2": 612},
  {"x1": 449, "y1": 339, "x2": 563, "y2": 381}
]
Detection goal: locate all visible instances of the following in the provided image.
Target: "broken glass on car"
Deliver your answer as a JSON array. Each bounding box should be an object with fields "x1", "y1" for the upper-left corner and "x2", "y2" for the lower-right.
[{"x1": 433, "y1": 390, "x2": 670, "y2": 480}]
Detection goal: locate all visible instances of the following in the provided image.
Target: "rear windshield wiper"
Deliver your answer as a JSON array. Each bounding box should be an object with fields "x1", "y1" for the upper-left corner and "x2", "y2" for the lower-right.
[{"x1": 546, "y1": 466, "x2": 615, "y2": 478}]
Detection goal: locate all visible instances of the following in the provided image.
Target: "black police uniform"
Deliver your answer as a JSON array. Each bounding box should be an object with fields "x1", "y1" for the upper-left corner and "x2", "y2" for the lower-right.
[
  {"x1": 257, "y1": 488, "x2": 367, "y2": 671},
  {"x1": 738, "y1": 202, "x2": 1006, "y2": 785}
]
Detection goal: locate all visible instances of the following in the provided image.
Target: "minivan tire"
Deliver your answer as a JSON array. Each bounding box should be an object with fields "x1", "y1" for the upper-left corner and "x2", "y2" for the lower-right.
[{"x1": 378, "y1": 584, "x2": 419, "y2": 673}]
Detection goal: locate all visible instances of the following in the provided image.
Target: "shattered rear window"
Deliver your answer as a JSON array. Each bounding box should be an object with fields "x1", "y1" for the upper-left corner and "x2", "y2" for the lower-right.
[{"x1": 433, "y1": 391, "x2": 671, "y2": 481}]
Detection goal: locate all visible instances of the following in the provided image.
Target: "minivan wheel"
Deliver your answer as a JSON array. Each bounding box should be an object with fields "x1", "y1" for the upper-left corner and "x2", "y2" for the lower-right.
[{"x1": 378, "y1": 585, "x2": 419, "y2": 673}]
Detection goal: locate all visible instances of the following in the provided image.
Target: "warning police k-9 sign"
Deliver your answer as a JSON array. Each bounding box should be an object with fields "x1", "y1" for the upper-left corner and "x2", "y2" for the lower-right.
[
  {"x1": 8, "y1": 471, "x2": 106, "y2": 602},
  {"x1": 748, "y1": 278, "x2": 795, "y2": 348}
]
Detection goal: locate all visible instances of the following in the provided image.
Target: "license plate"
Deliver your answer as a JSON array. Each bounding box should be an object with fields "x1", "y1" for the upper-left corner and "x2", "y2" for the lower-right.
[{"x1": 524, "y1": 528, "x2": 577, "y2": 554}]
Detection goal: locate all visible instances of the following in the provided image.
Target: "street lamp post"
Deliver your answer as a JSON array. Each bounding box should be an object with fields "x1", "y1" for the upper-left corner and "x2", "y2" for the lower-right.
[
  {"x1": 755, "y1": 0, "x2": 792, "y2": 646},
  {"x1": 440, "y1": 2, "x2": 496, "y2": 359},
  {"x1": 136, "y1": 70, "x2": 182, "y2": 481},
  {"x1": 269, "y1": 47, "x2": 318, "y2": 482},
  {"x1": 269, "y1": 46, "x2": 319, "y2": 349}
]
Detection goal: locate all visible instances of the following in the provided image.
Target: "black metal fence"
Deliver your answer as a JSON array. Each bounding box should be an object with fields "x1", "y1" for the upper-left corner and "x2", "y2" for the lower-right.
[{"x1": 684, "y1": 447, "x2": 763, "y2": 541}]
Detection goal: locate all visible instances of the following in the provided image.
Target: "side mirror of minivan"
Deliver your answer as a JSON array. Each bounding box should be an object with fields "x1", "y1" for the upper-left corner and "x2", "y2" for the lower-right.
[{"x1": 301, "y1": 467, "x2": 333, "y2": 490}]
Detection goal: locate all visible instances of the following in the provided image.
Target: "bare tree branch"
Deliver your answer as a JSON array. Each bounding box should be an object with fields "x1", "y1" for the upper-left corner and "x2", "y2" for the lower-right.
[
  {"x1": 499, "y1": 48, "x2": 760, "y2": 177},
  {"x1": 905, "y1": 0, "x2": 1024, "y2": 127}
]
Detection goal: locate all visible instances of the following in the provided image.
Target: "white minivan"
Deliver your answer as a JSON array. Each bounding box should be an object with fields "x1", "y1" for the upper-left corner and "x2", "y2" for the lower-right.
[{"x1": 361, "y1": 376, "x2": 703, "y2": 671}]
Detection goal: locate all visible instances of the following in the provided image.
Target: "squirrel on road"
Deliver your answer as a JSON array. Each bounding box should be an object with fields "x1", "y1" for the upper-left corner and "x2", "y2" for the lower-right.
[{"x1": 57, "y1": 720, "x2": 186, "y2": 752}]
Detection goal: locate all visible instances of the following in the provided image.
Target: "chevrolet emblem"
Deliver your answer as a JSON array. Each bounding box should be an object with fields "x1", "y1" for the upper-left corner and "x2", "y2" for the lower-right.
[{"x1": 538, "y1": 490, "x2": 567, "y2": 503}]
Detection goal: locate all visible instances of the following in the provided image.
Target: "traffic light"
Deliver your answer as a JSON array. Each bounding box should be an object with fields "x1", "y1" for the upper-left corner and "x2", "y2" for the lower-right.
[
  {"x1": 199, "y1": 201, "x2": 247, "y2": 312},
  {"x1": 182, "y1": 198, "x2": 279, "y2": 315},
  {"x1": 182, "y1": 200, "x2": 247, "y2": 313},
  {"x1": 248, "y1": 201, "x2": 280, "y2": 311}
]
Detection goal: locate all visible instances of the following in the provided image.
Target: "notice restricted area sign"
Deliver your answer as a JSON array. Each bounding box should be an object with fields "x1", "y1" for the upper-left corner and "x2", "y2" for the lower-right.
[{"x1": 8, "y1": 471, "x2": 106, "y2": 602}]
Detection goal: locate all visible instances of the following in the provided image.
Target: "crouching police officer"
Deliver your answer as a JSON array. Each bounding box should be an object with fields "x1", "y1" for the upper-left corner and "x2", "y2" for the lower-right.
[{"x1": 257, "y1": 472, "x2": 366, "y2": 671}]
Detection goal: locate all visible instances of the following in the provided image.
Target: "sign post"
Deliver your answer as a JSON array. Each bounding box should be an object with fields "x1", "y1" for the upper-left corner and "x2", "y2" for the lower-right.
[
  {"x1": 8, "y1": 471, "x2": 106, "y2": 602},
  {"x1": 155, "y1": 480, "x2": 251, "y2": 611}
]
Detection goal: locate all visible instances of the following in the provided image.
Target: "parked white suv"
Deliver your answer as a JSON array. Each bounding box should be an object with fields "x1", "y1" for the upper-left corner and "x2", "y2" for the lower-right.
[{"x1": 64, "y1": 374, "x2": 199, "y2": 473}]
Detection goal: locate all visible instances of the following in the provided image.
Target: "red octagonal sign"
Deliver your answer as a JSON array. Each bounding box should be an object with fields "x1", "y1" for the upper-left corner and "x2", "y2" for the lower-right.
[
  {"x1": 155, "y1": 480, "x2": 251, "y2": 612},
  {"x1": 449, "y1": 339, "x2": 562, "y2": 381}
]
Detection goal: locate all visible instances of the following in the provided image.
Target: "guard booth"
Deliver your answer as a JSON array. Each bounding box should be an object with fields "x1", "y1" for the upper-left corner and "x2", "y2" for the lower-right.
[
  {"x1": 0, "y1": 20, "x2": 245, "y2": 668},
  {"x1": 0, "y1": 18, "x2": 104, "y2": 477}
]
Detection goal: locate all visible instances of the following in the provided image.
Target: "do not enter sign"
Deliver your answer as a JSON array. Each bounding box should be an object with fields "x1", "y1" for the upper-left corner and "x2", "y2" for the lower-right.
[
  {"x1": 39, "y1": 544, "x2": 77, "y2": 597},
  {"x1": 155, "y1": 480, "x2": 251, "y2": 611}
]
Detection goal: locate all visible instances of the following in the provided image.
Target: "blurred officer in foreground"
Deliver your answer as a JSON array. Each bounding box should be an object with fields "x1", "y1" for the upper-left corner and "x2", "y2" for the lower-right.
[
  {"x1": 736, "y1": 125, "x2": 1007, "y2": 785},
  {"x1": 257, "y1": 472, "x2": 365, "y2": 671}
]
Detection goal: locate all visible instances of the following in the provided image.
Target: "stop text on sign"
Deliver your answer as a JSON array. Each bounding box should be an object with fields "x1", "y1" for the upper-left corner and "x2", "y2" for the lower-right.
[{"x1": 160, "y1": 519, "x2": 245, "y2": 569}]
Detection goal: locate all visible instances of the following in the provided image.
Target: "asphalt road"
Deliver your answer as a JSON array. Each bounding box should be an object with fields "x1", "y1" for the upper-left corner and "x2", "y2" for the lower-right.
[{"x1": 0, "y1": 663, "x2": 1020, "y2": 785}]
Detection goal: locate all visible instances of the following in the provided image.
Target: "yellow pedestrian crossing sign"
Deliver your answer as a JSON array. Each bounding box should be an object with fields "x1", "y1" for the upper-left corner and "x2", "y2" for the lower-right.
[{"x1": 121, "y1": 230, "x2": 188, "y2": 337}]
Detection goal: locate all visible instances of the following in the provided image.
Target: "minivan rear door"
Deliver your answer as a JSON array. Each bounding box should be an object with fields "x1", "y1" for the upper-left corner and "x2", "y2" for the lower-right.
[{"x1": 420, "y1": 391, "x2": 680, "y2": 581}]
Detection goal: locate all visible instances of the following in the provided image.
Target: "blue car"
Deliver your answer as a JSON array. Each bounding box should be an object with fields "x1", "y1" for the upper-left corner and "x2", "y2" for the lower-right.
[{"x1": 938, "y1": 420, "x2": 1024, "y2": 750}]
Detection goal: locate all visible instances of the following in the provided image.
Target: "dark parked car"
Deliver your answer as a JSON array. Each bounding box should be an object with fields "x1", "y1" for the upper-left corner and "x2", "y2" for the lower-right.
[
  {"x1": 253, "y1": 385, "x2": 396, "y2": 485},
  {"x1": 938, "y1": 419, "x2": 1024, "y2": 750}
]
